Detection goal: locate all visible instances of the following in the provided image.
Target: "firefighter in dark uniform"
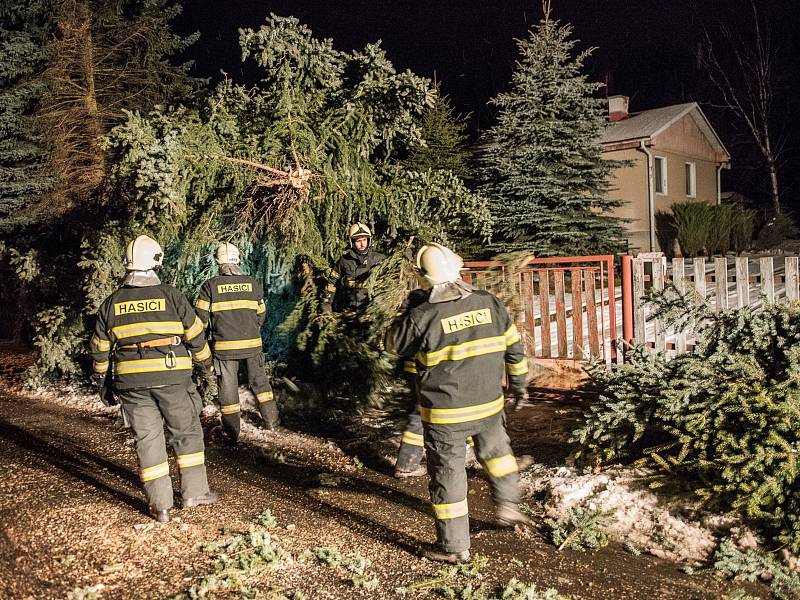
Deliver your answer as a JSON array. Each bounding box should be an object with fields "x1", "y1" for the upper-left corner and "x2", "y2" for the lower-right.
[
  {"x1": 195, "y1": 242, "x2": 277, "y2": 443},
  {"x1": 320, "y1": 223, "x2": 386, "y2": 314},
  {"x1": 387, "y1": 243, "x2": 531, "y2": 563},
  {"x1": 90, "y1": 235, "x2": 218, "y2": 523}
]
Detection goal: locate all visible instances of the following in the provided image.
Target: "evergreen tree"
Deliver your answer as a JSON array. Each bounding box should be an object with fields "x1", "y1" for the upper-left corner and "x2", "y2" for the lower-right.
[
  {"x1": 480, "y1": 4, "x2": 625, "y2": 256},
  {"x1": 405, "y1": 83, "x2": 472, "y2": 182},
  {"x1": 0, "y1": 0, "x2": 53, "y2": 231}
]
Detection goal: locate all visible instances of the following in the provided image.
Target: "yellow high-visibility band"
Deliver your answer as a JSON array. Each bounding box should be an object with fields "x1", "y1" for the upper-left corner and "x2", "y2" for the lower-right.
[
  {"x1": 416, "y1": 336, "x2": 506, "y2": 367},
  {"x1": 330, "y1": 270, "x2": 340, "y2": 279},
  {"x1": 210, "y1": 299, "x2": 259, "y2": 312},
  {"x1": 90, "y1": 335, "x2": 111, "y2": 352},
  {"x1": 221, "y1": 403, "x2": 240, "y2": 415},
  {"x1": 256, "y1": 302, "x2": 266, "y2": 315},
  {"x1": 140, "y1": 461, "x2": 169, "y2": 482},
  {"x1": 325, "y1": 283, "x2": 337, "y2": 293},
  {"x1": 419, "y1": 396, "x2": 504, "y2": 425},
  {"x1": 176, "y1": 451, "x2": 205, "y2": 469},
  {"x1": 214, "y1": 338, "x2": 262, "y2": 351},
  {"x1": 256, "y1": 391, "x2": 274, "y2": 403},
  {"x1": 92, "y1": 360, "x2": 109, "y2": 373},
  {"x1": 505, "y1": 324, "x2": 521, "y2": 346},
  {"x1": 401, "y1": 431, "x2": 424, "y2": 447},
  {"x1": 184, "y1": 316, "x2": 204, "y2": 341},
  {"x1": 432, "y1": 498, "x2": 469, "y2": 520},
  {"x1": 115, "y1": 356, "x2": 192, "y2": 375},
  {"x1": 505, "y1": 358, "x2": 529, "y2": 376},
  {"x1": 111, "y1": 321, "x2": 184, "y2": 341},
  {"x1": 193, "y1": 344, "x2": 212, "y2": 362},
  {"x1": 481, "y1": 454, "x2": 518, "y2": 478},
  {"x1": 466, "y1": 436, "x2": 475, "y2": 447},
  {"x1": 195, "y1": 299, "x2": 211, "y2": 312},
  {"x1": 402, "y1": 360, "x2": 417, "y2": 374}
]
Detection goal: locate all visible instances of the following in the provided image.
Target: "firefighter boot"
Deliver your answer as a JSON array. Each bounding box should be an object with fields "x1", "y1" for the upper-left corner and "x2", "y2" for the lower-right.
[
  {"x1": 420, "y1": 545, "x2": 471, "y2": 564},
  {"x1": 149, "y1": 507, "x2": 171, "y2": 523},
  {"x1": 184, "y1": 490, "x2": 220, "y2": 508},
  {"x1": 495, "y1": 503, "x2": 531, "y2": 527}
]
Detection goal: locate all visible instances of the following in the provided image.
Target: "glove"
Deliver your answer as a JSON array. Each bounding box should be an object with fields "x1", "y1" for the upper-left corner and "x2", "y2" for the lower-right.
[
  {"x1": 93, "y1": 374, "x2": 118, "y2": 407},
  {"x1": 197, "y1": 363, "x2": 218, "y2": 398},
  {"x1": 506, "y1": 389, "x2": 529, "y2": 412}
]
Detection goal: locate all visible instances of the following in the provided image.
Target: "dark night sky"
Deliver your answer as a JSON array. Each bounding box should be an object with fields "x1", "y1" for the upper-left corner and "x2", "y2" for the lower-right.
[{"x1": 174, "y1": 0, "x2": 800, "y2": 207}]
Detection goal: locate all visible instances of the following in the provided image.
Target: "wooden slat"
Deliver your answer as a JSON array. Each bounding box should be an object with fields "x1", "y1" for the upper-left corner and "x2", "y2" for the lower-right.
[
  {"x1": 571, "y1": 269, "x2": 584, "y2": 360},
  {"x1": 672, "y1": 258, "x2": 686, "y2": 353},
  {"x1": 523, "y1": 271, "x2": 536, "y2": 355},
  {"x1": 693, "y1": 257, "x2": 706, "y2": 300},
  {"x1": 585, "y1": 270, "x2": 600, "y2": 357},
  {"x1": 538, "y1": 270, "x2": 551, "y2": 357},
  {"x1": 652, "y1": 256, "x2": 666, "y2": 351},
  {"x1": 715, "y1": 257, "x2": 728, "y2": 311},
  {"x1": 786, "y1": 257, "x2": 799, "y2": 301},
  {"x1": 554, "y1": 270, "x2": 568, "y2": 357},
  {"x1": 760, "y1": 257, "x2": 775, "y2": 303},
  {"x1": 736, "y1": 257, "x2": 750, "y2": 308},
  {"x1": 632, "y1": 257, "x2": 646, "y2": 343}
]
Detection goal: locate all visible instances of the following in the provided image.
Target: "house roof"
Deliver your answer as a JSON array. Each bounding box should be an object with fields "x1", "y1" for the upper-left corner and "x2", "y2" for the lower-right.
[{"x1": 601, "y1": 102, "x2": 730, "y2": 160}]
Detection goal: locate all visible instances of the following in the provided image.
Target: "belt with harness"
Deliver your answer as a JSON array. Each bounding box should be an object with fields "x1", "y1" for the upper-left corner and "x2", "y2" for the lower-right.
[{"x1": 118, "y1": 335, "x2": 182, "y2": 368}]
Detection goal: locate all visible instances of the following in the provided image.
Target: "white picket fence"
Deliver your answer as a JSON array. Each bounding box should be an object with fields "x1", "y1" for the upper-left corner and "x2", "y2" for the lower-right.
[{"x1": 632, "y1": 254, "x2": 800, "y2": 354}]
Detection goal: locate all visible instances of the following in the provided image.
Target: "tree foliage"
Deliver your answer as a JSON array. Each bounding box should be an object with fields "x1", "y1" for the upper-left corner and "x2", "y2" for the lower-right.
[{"x1": 479, "y1": 5, "x2": 625, "y2": 256}]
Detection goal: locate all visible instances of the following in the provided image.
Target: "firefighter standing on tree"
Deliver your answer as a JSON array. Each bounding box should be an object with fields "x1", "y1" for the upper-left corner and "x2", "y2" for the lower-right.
[
  {"x1": 195, "y1": 242, "x2": 277, "y2": 443},
  {"x1": 386, "y1": 243, "x2": 531, "y2": 563},
  {"x1": 90, "y1": 235, "x2": 218, "y2": 523},
  {"x1": 320, "y1": 223, "x2": 386, "y2": 314}
]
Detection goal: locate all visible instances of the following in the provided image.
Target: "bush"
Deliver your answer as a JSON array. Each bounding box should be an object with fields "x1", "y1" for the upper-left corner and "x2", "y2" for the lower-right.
[
  {"x1": 671, "y1": 201, "x2": 713, "y2": 257},
  {"x1": 756, "y1": 213, "x2": 798, "y2": 251},
  {"x1": 573, "y1": 294, "x2": 800, "y2": 551},
  {"x1": 706, "y1": 204, "x2": 734, "y2": 255},
  {"x1": 729, "y1": 206, "x2": 755, "y2": 255}
]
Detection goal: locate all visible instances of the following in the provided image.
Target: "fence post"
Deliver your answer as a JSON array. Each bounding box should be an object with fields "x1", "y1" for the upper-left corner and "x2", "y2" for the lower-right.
[
  {"x1": 736, "y1": 256, "x2": 750, "y2": 308},
  {"x1": 760, "y1": 257, "x2": 775, "y2": 303},
  {"x1": 652, "y1": 256, "x2": 666, "y2": 351},
  {"x1": 539, "y1": 271, "x2": 551, "y2": 357},
  {"x1": 632, "y1": 257, "x2": 646, "y2": 344},
  {"x1": 693, "y1": 257, "x2": 706, "y2": 300},
  {"x1": 715, "y1": 257, "x2": 728, "y2": 311},
  {"x1": 571, "y1": 269, "x2": 584, "y2": 360},
  {"x1": 622, "y1": 256, "x2": 633, "y2": 345},
  {"x1": 672, "y1": 257, "x2": 686, "y2": 353},
  {"x1": 786, "y1": 257, "x2": 799, "y2": 301}
]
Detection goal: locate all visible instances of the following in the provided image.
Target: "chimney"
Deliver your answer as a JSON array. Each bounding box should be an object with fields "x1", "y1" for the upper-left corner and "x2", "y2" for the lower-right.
[{"x1": 608, "y1": 95, "x2": 630, "y2": 122}]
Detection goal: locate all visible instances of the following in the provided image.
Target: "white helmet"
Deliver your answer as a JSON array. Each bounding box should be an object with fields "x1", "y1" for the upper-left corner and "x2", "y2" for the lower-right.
[
  {"x1": 415, "y1": 243, "x2": 463, "y2": 286},
  {"x1": 349, "y1": 223, "x2": 372, "y2": 248},
  {"x1": 124, "y1": 235, "x2": 163, "y2": 271},
  {"x1": 215, "y1": 242, "x2": 240, "y2": 265}
]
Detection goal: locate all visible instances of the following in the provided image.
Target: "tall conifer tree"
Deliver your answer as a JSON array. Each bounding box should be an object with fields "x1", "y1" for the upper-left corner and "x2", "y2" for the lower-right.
[{"x1": 480, "y1": 4, "x2": 625, "y2": 256}]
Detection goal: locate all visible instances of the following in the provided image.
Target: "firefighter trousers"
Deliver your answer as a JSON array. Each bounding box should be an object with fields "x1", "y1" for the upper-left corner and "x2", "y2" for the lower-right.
[
  {"x1": 397, "y1": 409, "x2": 474, "y2": 473},
  {"x1": 120, "y1": 383, "x2": 210, "y2": 511},
  {"x1": 424, "y1": 411, "x2": 520, "y2": 553},
  {"x1": 215, "y1": 354, "x2": 277, "y2": 440}
]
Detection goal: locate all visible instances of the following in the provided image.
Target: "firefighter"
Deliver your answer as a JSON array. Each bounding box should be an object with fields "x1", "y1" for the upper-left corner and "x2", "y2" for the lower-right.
[
  {"x1": 386, "y1": 243, "x2": 531, "y2": 563},
  {"x1": 90, "y1": 235, "x2": 218, "y2": 523},
  {"x1": 320, "y1": 223, "x2": 386, "y2": 314},
  {"x1": 195, "y1": 242, "x2": 277, "y2": 443}
]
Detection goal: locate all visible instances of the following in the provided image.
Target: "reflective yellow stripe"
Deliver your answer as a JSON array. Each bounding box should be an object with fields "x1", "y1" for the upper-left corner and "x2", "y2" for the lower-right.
[
  {"x1": 214, "y1": 338, "x2": 262, "y2": 351},
  {"x1": 402, "y1": 360, "x2": 417, "y2": 374},
  {"x1": 91, "y1": 335, "x2": 111, "y2": 352},
  {"x1": 210, "y1": 300, "x2": 259, "y2": 312},
  {"x1": 193, "y1": 343, "x2": 211, "y2": 362},
  {"x1": 256, "y1": 391, "x2": 273, "y2": 403},
  {"x1": 419, "y1": 396, "x2": 504, "y2": 425},
  {"x1": 93, "y1": 360, "x2": 109, "y2": 373},
  {"x1": 115, "y1": 356, "x2": 192, "y2": 375},
  {"x1": 482, "y1": 454, "x2": 518, "y2": 477},
  {"x1": 184, "y1": 316, "x2": 204, "y2": 341},
  {"x1": 221, "y1": 403, "x2": 240, "y2": 414},
  {"x1": 140, "y1": 461, "x2": 169, "y2": 482},
  {"x1": 111, "y1": 321, "x2": 184, "y2": 341},
  {"x1": 176, "y1": 451, "x2": 205, "y2": 469},
  {"x1": 256, "y1": 302, "x2": 266, "y2": 315},
  {"x1": 506, "y1": 358, "x2": 528, "y2": 376},
  {"x1": 195, "y1": 299, "x2": 210, "y2": 312},
  {"x1": 325, "y1": 283, "x2": 337, "y2": 293},
  {"x1": 401, "y1": 431, "x2": 424, "y2": 447},
  {"x1": 417, "y1": 336, "x2": 506, "y2": 367},
  {"x1": 432, "y1": 498, "x2": 468, "y2": 520},
  {"x1": 466, "y1": 436, "x2": 475, "y2": 447},
  {"x1": 330, "y1": 270, "x2": 340, "y2": 279},
  {"x1": 505, "y1": 324, "x2": 521, "y2": 346}
]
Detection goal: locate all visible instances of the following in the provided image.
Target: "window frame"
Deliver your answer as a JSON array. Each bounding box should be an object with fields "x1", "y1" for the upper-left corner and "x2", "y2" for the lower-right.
[
  {"x1": 654, "y1": 156, "x2": 668, "y2": 195},
  {"x1": 685, "y1": 161, "x2": 697, "y2": 198}
]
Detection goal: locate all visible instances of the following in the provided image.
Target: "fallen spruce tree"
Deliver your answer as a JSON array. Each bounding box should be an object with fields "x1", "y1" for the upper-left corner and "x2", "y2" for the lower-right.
[{"x1": 572, "y1": 286, "x2": 800, "y2": 551}]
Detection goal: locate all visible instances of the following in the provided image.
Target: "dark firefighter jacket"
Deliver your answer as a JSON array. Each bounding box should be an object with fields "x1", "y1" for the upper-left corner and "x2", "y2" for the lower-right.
[
  {"x1": 387, "y1": 288, "x2": 528, "y2": 428},
  {"x1": 194, "y1": 274, "x2": 266, "y2": 360},
  {"x1": 91, "y1": 284, "x2": 212, "y2": 390},
  {"x1": 322, "y1": 248, "x2": 386, "y2": 313}
]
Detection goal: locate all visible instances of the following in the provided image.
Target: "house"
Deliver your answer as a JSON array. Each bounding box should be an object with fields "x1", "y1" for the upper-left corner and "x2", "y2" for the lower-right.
[{"x1": 601, "y1": 96, "x2": 731, "y2": 252}]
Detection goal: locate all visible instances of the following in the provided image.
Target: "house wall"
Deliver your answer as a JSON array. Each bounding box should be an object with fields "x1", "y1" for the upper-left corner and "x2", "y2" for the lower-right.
[{"x1": 602, "y1": 113, "x2": 723, "y2": 253}]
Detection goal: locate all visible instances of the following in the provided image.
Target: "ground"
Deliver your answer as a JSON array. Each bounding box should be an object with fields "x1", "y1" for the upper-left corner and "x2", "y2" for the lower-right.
[{"x1": 0, "y1": 344, "x2": 769, "y2": 599}]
